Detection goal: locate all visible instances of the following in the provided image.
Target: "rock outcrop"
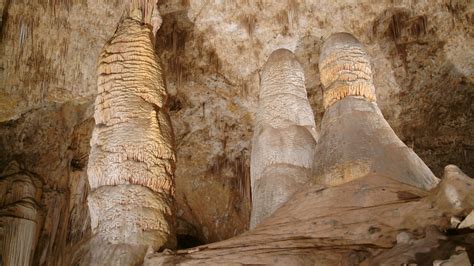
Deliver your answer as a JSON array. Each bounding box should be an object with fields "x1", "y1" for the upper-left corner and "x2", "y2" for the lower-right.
[
  {"x1": 313, "y1": 33, "x2": 439, "y2": 190},
  {"x1": 75, "y1": 2, "x2": 177, "y2": 264},
  {"x1": 145, "y1": 165, "x2": 474, "y2": 265},
  {"x1": 250, "y1": 49, "x2": 317, "y2": 228}
]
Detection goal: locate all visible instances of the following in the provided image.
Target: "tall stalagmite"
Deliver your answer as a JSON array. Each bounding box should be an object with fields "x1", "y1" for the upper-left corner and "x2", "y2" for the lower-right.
[
  {"x1": 76, "y1": 2, "x2": 176, "y2": 264},
  {"x1": 313, "y1": 32, "x2": 439, "y2": 189},
  {"x1": 250, "y1": 49, "x2": 317, "y2": 228}
]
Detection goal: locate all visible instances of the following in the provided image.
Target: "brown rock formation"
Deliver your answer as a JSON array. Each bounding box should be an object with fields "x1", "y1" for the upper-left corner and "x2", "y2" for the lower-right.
[
  {"x1": 143, "y1": 33, "x2": 472, "y2": 266},
  {"x1": 313, "y1": 33, "x2": 439, "y2": 190},
  {"x1": 145, "y1": 165, "x2": 474, "y2": 265},
  {"x1": 75, "y1": 2, "x2": 176, "y2": 264},
  {"x1": 0, "y1": 162, "x2": 42, "y2": 266},
  {"x1": 250, "y1": 49, "x2": 317, "y2": 228}
]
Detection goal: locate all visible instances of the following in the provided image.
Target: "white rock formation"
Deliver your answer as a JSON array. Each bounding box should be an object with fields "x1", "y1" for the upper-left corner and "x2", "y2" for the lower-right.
[
  {"x1": 78, "y1": 2, "x2": 177, "y2": 264},
  {"x1": 250, "y1": 49, "x2": 317, "y2": 228}
]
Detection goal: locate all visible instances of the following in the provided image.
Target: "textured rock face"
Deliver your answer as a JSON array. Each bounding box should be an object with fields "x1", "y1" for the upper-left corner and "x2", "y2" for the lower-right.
[
  {"x1": 318, "y1": 33, "x2": 377, "y2": 109},
  {"x1": 314, "y1": 33, "x2": 439, "y2": 190},
  {"x1": 0, "y1": 162, "x2": 42, "y2": 266},
  {"x1": 0, "y1": 0, "x2": 473, "y2": 264},
  {"x1": 89, "y1": 16, "x2": 174, "y2": 195},
  {"x1": 81, "y1": 3, "x2": 176, "y2": 263},
  {"x1": 250, "y1": 49, "x2": 316, "y2": 228}
]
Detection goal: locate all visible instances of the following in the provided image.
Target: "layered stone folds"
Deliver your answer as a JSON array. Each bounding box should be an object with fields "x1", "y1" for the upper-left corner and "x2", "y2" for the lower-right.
[
  {"x1": 313, "y1": 33, "x2": 439, "y2": 189},
  {"x1": 83, "y1": 2, "x2": 176, "y2": 262},
  {"x1": 319, "y1": 32, "x2": 377, "y2": 109},
  {"x1": 0, "y1": 162, "x2": 42, "y2": 266},
  {"x1": 250, "y1": 49, "x2": 317, "y2": 228}
]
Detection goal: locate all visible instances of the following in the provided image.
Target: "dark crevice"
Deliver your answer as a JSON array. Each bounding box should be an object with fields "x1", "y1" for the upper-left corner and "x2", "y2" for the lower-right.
[{"x1": 177, "y1": 234, "x2": 205, "y2": 249}]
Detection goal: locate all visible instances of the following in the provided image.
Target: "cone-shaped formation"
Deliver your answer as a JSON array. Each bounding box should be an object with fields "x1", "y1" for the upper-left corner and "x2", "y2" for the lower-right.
[
  {"x1": 0, "y1": 162, "x2": 42, "y2": 266},
  {"x1": 250, "y1": 49, "x2": 317, "y2": 228},
  {"x1": 319, "y1": 32, "x2": 376, "y2": 109},
  {"x1": 81, "y1": 2, "x2": 176, "y2": 263},
  {"x1": 313, "y1": 33, "x2": 438, "y2": 190}
]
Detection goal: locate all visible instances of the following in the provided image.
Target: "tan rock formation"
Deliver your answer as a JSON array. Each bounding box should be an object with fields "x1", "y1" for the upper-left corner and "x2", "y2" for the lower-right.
[
  {"x1": 0, "y1": 162, "x2": 42, "y2": 266},
  {"x1": 0, "y1": 1, "x2": 472, "y2": 264},
  {"x1": 313, "y1": 32, "x2": 439, "y2": 190},
  {"x1": 145, "y1": 165, "x2": 474, "y2": 265},
  {"x1": 250, "y1": 49, "x2": 317, "y2": 228},
  {"x1": 77, "y1": 2, "x2": 177, "y2": 264}
]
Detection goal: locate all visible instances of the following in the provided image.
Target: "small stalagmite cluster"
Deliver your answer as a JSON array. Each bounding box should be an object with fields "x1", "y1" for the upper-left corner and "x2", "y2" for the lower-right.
[
  {"x1": 145, "y1": 33, "x2": 473, "y2": 265},
  {"x1": 250, "y1": 48, "x2": 317, "y2": 228},
  {"x1": 249, "y1": 33, "x2": 439, "y2": 231},
  {"x1": 74, "y1": 1, "x2": 176, "y2": 264}
]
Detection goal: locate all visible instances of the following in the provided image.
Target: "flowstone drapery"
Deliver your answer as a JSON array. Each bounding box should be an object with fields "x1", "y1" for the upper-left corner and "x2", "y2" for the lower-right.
[
  {"x1": 250, "y1": 49, "x2": 317, "y2": 228},
  {"x1": 0, "y1": 162, "x2": 42, "y2": 266},
  {"x1": 74, "y1": 2, "x2": 176, "y2": 264}
]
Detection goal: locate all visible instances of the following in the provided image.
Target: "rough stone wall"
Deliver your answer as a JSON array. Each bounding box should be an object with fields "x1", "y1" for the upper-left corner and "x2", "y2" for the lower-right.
[{"x1": 0, "y1": 0, "x2": 472, "y2": 263}]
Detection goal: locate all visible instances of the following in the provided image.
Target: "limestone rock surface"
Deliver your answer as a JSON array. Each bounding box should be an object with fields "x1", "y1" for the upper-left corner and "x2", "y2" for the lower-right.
[
  {"x1": 145, "y1": 165, "x2": 474, "y2": 265},
  {"x1": 80, "y1": 2, "x2": 177, "y2": 264},
  {"x1": 0, "y1": 162, "x2": 42, "y2": 266}
]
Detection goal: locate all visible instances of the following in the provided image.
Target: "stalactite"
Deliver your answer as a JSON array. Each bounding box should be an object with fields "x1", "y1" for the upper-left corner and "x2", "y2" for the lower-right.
[
  {"x1": 313, "y1": 32, "x2": 439, "y2": 189},
  {"x1": 250, "y1": 48, "x2": 317, "y2": 228},
  {"x1": 76, "y1": 2, "x2": 176, "y2": 264}
]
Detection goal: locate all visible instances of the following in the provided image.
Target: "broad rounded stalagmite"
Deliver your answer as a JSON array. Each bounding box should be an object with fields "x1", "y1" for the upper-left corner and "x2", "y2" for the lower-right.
[
  {"x1": 250, "y1": 49, "x2": 318, "y2": 228},
  {"x1": 77, "y1": 2, "x2": 176, "y2": 264},
  {"x1": 314, "y1": 32, "x2": 439, "y2": 190},
  {"x1": 0, "y1": 162, "x2": 42, "y2": 266}
]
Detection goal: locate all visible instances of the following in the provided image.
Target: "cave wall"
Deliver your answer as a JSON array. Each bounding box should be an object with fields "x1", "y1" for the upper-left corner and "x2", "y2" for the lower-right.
[{"x1": 0, "y1": 0, "x2": 472, "y2": 264}]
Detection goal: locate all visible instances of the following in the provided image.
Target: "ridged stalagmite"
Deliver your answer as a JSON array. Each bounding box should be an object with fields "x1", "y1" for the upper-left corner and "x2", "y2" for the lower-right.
[
  {"x1": 250, "y1": 49, "x2": 318, "y2": 228},
  {"x1": 79, "y1": 2, "x2": 176, "y2": 264},
  {"x1": 313, "y1": 32, "x2": 439, "y2": 190}
]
